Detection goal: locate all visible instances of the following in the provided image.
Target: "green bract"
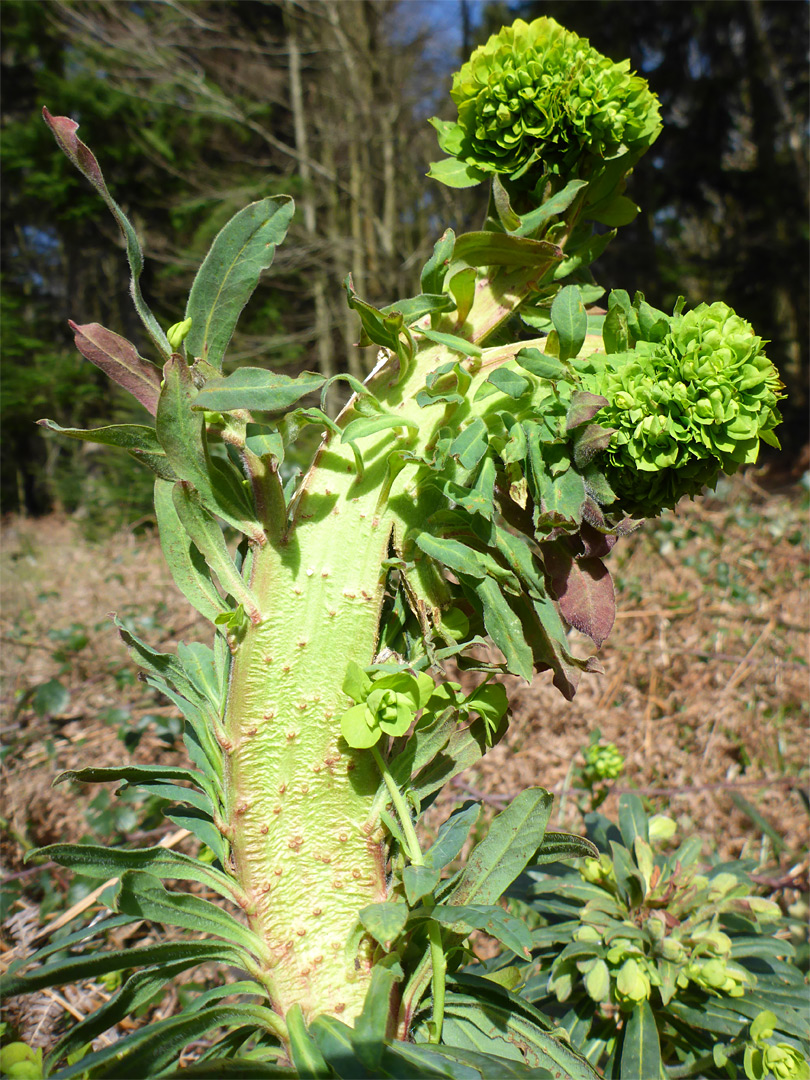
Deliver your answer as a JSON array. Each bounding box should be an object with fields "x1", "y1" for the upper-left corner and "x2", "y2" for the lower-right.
[
  {"x1": 433, "y1": 17, "x2": 660, "y2": 182},
  {"x1": 339, "y1": 662, "x2": 434, "y2": 749},
  {"x1": 581, "y1": 299, "x2": 784, "y2": 517}
]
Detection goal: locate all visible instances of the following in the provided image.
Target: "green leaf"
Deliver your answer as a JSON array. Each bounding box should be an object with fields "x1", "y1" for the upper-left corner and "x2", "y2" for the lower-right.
[
  {"x1": 585, "y1": 194, "x2": 639, "y2": 227},
  {"x1": 156, "y1": 355, "x2": 260, "y2": 538},
  {"x1": 359, "y1": 901, "x2": 409, "y2": 949},
  {"x1": 165, "y1": 805, "x2": 228, "y2": 863},
  {"x1": 425, "y1": 803, "x2": 481, "y2": 871},
  {"x1": 427, "y1": 158, "x2": 487, "y2": 188},
  {"x1": 54, "y1": 762, "x2": 215, "y2": 802},
  {"x1": 403, "y1": 865, "x2": 442, "y2": 906},
  {"x1": 196, "y1": 368, "x2": 325, "y2": 414},
  {"x1": 514, "y1": 348, "x2": 567, "y2": 381},
  {"x1": 33, "y1": 843, "x2": 237, "y2": 901},
  {"x1": 287, "y1": 1003, "x2": 330, "y2": 1079},
  {"x1": 487, "y1": 368, "x2": 531, "y2": 399},
  {"x1": 515, "y1": 179, "x2": 589, "y2": 236},
  {"x1": 353, "y1": 959, "x2": 404, "y2": 1071},
  {"x1": 382, "y1": 294, "x2": 456, "y2": 325},
  {"x1": 619, "y1": 1000, "x2": 662, "y2": 1080},
  {"x1": 154, "y1": 478, "x2": 227, "y2": 623},
  {"x1": 37, "y1": 418, "x2": 162, "y2": 455},
  {"x1": 417, "y1": 328, "x2": 483, "y2": 356},
  {"x1": 114, "y1": 871, "x2": 260, "y2": 954},
  {"x1": 551, "y1": 286, "x2": 588, "y2": 363},
  {"x1": 31, "y1": 678, "x2": 69, "y2": 719},
  {"x1": 171, "y1": 481, "x2": 261, "y2": 620},
  {"x1": 474, "y1": 577, "x2": 534, "y2": 682},
  {"x1": 341, "y1": 413, "x2": 418, "y2": 443},
  {"x1": 67, "y1": 321, "x2": 162, "y2": 414},
  {"x1": 309, "y1": 1015, "x2": 376, "y2": 1079},
  {"x1": 46, "y1": 957, "x2": 213, "y2": 1069},
  {"x1": 530, "y1": 832, "x2": 599, "y2": 866},
  {"x1": 449, "y1": 268, "x2": 477, "y2": 327},
  {"x1": 421, "y1": 229, "x2": 456, "y2": 295},
  {"x1": 43, "y1": 109, "x2": 170, "y2": 359},
  {"x1": 0, "y1": 940, "x2": 242, "y2": 1000},
  {"x1": 54, "y1": 1003, "x2": 284, "y2": 1080},
  {"x1": 450, "y1": 788, "x2": 553, "y2": 906},
  {"x1": 185, "y1": 196, "x2": 294, "y2": 368},
  {"x1": 618, "y1": 793, "x2": 649, "y2": 847},
  {"x1": 345, "y1": 276, "x2": 404, "y2": 352},
  {"x1": 420, "y1": 904, "x2": 532, "y2": 958},
  {"x1": 449, "y1": 418, "x2": 489, "y2": 470},
  {"x1": 452, "y1": 232, "x2": 562, "y2": 269},
  {"x1": 412, "y1": 711, "x2": 509, "y2": 804}
]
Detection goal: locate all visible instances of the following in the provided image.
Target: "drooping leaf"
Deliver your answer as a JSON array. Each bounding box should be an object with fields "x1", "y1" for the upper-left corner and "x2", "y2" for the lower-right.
[
  {"x1": 345, "y1": 276, "x2": 405, "y2": 352},
  {"x1": 452, "y1": 232, "x2": 562, "y2": 268},
  {"x1": 382, "y1": 293, "x2": 456, "y2": 325},
  {"x1": 36, "y1": 418, "x2": 162, "y2": 455},
  {"x1": 449, "y1": 418, "x2": 489, "y2": 470},
  {"x1": 154, "y1": 478, "x2": 227, "y2": 623},
  {"x1": 0, "y1": 940, "x2": 243, "y2": 1000},
  {"x1": 66, "y1": 322, "x2": 162, "y2": 414},
  {"x1": 542, "y1": 545, "x2": 615, "y2": 649},
  {"x1": 474, "y1": 577, "x2": 534, "y2": 682},
  {"x1": 114, "y1": 871, "x2": 261, "y2": 954},
  {"x1": 416, "y1": 904, "x2": 532, "y2": 958},
  {"x1": 42, "y1": 110, "x2": 171, "y2": 358},
  {"x1": 417, "y1": 329, "x2": 483, "y2": 357},
  {"x1": 171, "y1": 482, "x2": 261, "y2": 621},
  {"x1": 449, "y1": 268, "x2": 477, "y2": 327},
  {"x1": 54, "y1": 763, "x2": 214, "y2": 800},
  {"x1": 309, "y1": 1015, "x2": 377, "y2": 1079},
  {"x1": 156, "y1": 355, "x2": 260, "y2": 539},
  {"x1": 185, "y1": 196, "x2": 294, "y2": 368},
  {"x1": 53, "y1": 1003, "x2": 285, "y2": 1080},
  {"x1": 341, "y1": 413, "x2": 418, "y2": 444},
  {"x1": 196, "y1": 368, "x2": 325, "y2": 414},
  {"x1": 421, "y1": 229, "x2": 456, "y2": 295},
  {"x1": 515, "y1": 179, "x2": 589, "y2": 236},
  {"x1": 551, "y1": 286, "x2": 588, "y2": 363},
  {"x1": 529, "y1": 832, "x2": 599, "y2": 866},
  {"x1": 450, "y1": 788, "x2": 553, "y2": 906},
  {"x1": 32, "y1": 843, "x2": 237, "y2": 901},
  {"x1": 487, "y1": 368, "x2": 531, "y2": 399},
  {"x1": 515, "y1": 348, "x2": 567, "y2": 381}
]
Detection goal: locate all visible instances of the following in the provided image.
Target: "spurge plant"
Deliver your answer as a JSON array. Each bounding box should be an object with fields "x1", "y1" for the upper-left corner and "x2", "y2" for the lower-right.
[{"x1": 1, "y1": 16, "x2": 789, "y2": 1080}]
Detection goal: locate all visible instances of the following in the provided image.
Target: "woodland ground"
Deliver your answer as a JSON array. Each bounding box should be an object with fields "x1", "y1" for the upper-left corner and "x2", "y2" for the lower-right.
[{"x1": 1, "y1": 470, "x2": 808, "y2": 1052}]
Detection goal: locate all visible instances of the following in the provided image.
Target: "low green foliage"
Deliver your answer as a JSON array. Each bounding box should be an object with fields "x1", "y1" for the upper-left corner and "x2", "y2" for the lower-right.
[{"x1": 503, "y1": 795, "x2": 809, "y2": 1077}]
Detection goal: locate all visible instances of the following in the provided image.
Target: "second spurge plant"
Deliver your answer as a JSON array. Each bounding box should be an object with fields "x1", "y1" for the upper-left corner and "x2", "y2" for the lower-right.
[{"x1": 6, "y1": 15, "x2": 783, "y2": 1080}]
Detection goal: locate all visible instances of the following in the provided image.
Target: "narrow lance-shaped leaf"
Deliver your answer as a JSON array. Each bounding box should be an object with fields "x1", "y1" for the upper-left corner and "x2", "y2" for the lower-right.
[
  {"x1": 551, "y1": 286, "x2": 588, "y2": 363},
  {"x1": 171, "y1": 482, "x2": 262, "y2": 623},
  {"x1": 196, "y1": 368, "x2": 325, "y2": 414},
  {"x1": 154, "y1": 478, "x2": 227, "y2": 624},
  {"x1": 36, "y1": 418, "x2": 163, "y2": 455},
  {"x1": 474, "y1": 576, "x2": 534, "y2": 682},
  {"x1": 42, "y1": 110, "x2": 170, "y2": 359},
  {"x1": 619, "y1": 1000, "x2": 662, "y2": 1080},
  {"x1": 450, "y1": 787, "x2": 553, "y2": 906},
  {"x1": 67, "y1": 321, "x2": 162, "y2": 414},
  {"x1": 185, "y1": 196, "x2": 295, "y2": 369},
  {"x1": 156, "y1": 354, "x2": 262, "y2": 540}
]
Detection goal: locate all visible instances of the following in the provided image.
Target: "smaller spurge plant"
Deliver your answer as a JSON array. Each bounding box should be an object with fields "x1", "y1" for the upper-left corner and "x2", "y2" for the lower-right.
[{"x1": 503, "y1": 795, "x2": 809, "y2": 1078}]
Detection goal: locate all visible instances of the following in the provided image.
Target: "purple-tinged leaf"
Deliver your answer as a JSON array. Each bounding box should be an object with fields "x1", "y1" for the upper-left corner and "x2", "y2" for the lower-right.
[
  {"x1": 42, "y1": 109, "x2": 170, "y2": 358},
  {"x1": 543, "y1": 544, "x2": 615, "y2": 648},
  {"x1": 579, "y1": 521, "x2": 618, "y2": 559},
  {"x1": 69, "y1": 322, "x2": 161, "y2": 415},
  {"x1": 572, "y1": 422, "x2": 614, "y2": 469},
  {"x1": 566, "y1": 390, "x2": 608, "y2": 430}
]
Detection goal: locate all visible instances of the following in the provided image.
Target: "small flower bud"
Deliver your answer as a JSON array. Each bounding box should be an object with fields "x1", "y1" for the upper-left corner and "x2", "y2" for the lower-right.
[{"x1": 167, "y1": 317, "x2": 193, "y2": 350}]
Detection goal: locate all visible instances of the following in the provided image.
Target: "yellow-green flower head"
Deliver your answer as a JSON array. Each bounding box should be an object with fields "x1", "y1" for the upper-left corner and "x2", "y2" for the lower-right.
[
  {"x1": 581, "y1": 301, "x2": 784, "y2": 517},
  {"x1": 445, "y1": 17, "x2": 661, "y2": 180}
]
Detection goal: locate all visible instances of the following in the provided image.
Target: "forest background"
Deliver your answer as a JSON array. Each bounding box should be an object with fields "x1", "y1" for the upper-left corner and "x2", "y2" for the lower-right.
[{"x1": 2, "y1": 0, "x2": 808, "y2": 529}]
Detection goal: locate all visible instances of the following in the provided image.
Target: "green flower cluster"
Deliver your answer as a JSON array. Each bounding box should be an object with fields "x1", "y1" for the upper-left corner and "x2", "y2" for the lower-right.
[
  {"x1": 745, "y1": 1012, "x2": 810, "y2": 1080},
  {"x1": 436, "y1": 17, "x2": 660, "y2": 181},
  {"x1": 582, "y1": 738, "x2": 624, "y2": 784},
  {"x1": 581, "y1": 300, "x2": 784, "y2": 517}
]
